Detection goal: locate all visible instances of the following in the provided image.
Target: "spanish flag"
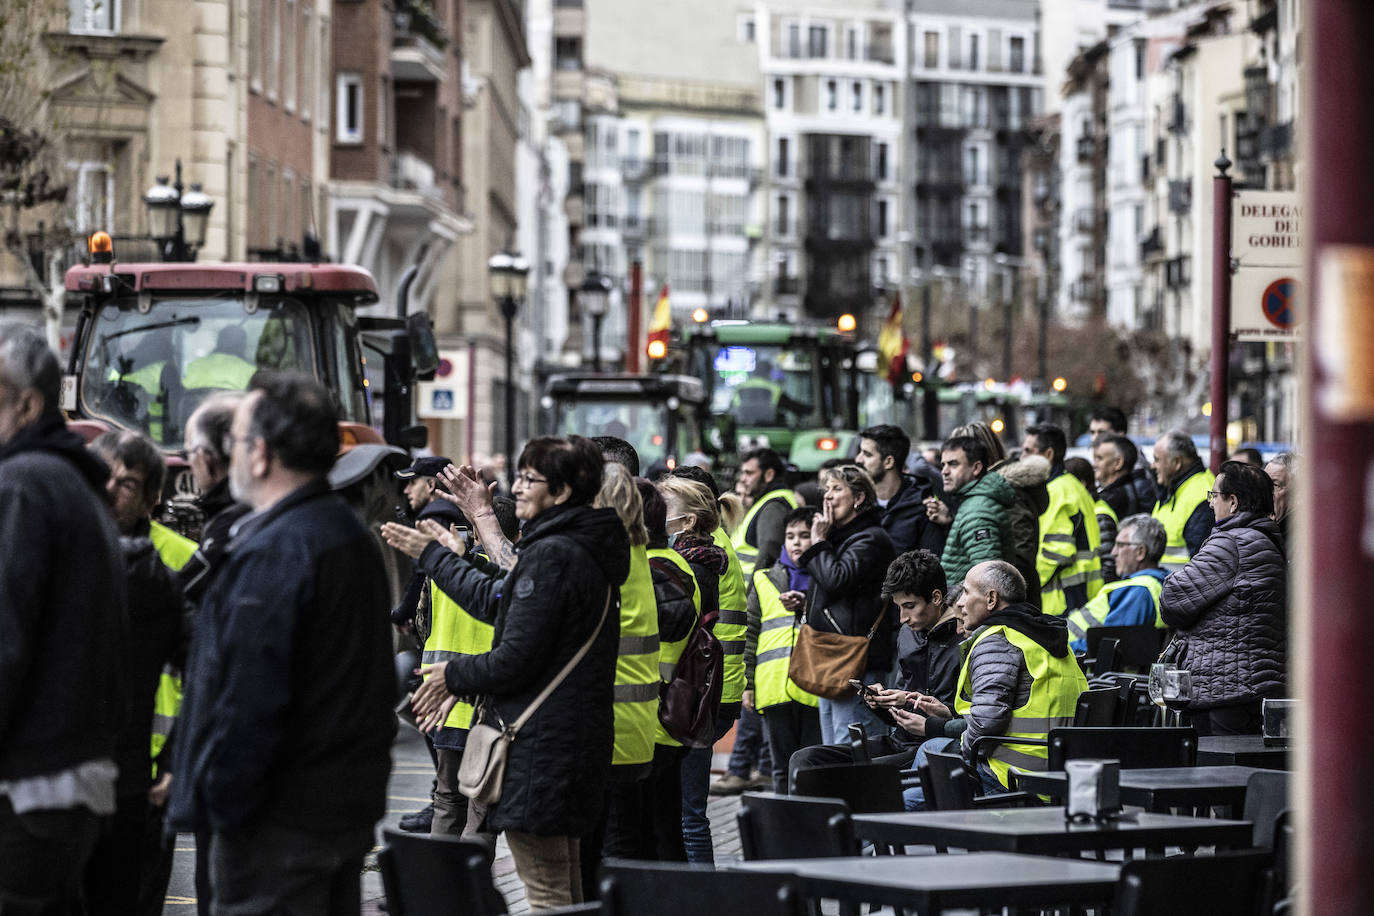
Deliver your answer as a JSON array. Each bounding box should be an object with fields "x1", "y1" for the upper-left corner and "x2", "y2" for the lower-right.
[
  {"x1": 646, "y1": 284, "x2": 671, "y2": 359},
  {"x1": 875, "y1": 292, "x2": 909, "y2": 385}
]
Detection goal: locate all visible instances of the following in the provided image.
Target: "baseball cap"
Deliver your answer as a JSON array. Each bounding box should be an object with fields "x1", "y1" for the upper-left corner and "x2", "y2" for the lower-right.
[{"x1": 394, "y1": 456, "x2": 453, "y2": 480}]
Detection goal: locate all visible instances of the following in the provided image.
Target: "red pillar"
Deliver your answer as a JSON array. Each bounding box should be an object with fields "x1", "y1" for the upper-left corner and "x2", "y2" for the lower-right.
[
  {"x1": 1209, "y1": 159, "x2": 1233, "y2": 474},
  {"x1": 627, "y1": 260, "x2": 643, "y2": 374},
  {"x1": 1306, "y1": 2, "x2": 1374, "y2": 911}
]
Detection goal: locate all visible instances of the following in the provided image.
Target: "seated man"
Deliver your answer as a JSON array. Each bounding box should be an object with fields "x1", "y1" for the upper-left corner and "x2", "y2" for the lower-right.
[
  {"x1": 182, "y1": 326, "x2": 256, "y2": 391},
  {"x1": 1064, "y1": 514, "x2": 1168, "y2": 654},
  {"x1": 902, "y1": 560, "x2": 1087, "y2": 809},
  {"x1": 786, "y1": 549, "x2": 962, "y2": 790}
]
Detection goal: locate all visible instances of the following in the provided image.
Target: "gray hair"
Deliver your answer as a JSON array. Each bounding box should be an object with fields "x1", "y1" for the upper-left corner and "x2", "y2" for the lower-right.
[
  {"x1": 1157, "y1": 428, "x2": 1198, "y2": 463},
  {"x1": 187, "y1": 391, "x2": 245, "y2": 466},
  {"x1": 818, "y1": 463, "x2": 879, "y2": 514},
  {"x1": 1266, "y1": 451, "x2": 1297, "y2": 474},
  {"x1": 1118, "y1": 513, "x2": 1166, "y2": 566},
  {"x1": 0, "y1": 321, "x2": 60, "y2": 415},
  {"x1": 977, "y1": 560, "x2": 1026, "y2": 605}
]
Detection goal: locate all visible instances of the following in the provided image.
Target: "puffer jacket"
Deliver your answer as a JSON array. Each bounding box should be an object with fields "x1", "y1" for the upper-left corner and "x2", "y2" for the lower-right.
[
  {"x1": 992, "y1": 455, "x2": 1050, "y2": 604},
  {"x1": 442, "y1": 503, "x2": 630, "y2": 837},
  {"x1": 1160, "y1": 511, "x2": 1287, "y2": 709},
  {"x1": 941, "y1": 471, "x2": 1018, "y2": 589},
  {"x1": 800, "y1": 508, "x2": 898, "y2": 674}
]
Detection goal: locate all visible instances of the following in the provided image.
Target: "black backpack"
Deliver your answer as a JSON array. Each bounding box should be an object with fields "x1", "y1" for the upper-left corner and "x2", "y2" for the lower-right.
[{"x1": 658, "y1": 608, "x2": 724, "y2": 748}]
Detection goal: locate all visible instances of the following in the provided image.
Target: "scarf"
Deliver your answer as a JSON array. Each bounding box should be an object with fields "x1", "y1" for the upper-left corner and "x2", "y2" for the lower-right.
[
  {"x1": 673, "y1": 533, "x2": 729, "y2": 576},
  {"x1": 778, "y1": 547, "x2": 811, "y2": 593}
]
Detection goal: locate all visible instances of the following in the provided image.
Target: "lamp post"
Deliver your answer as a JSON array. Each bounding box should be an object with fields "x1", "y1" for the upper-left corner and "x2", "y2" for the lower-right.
[
  {"x1": 994, "y1": 253, "x2": 1018, "y2": 380},
  {"x1": 144, "y1": 160, "x2": 214, "y2": 262},
  {"x1": 488, "y1": 249, "x2": 530, "y2": 484},
  {"x1": 580, "y1": 270, "x2": 612, "y2": 373}
]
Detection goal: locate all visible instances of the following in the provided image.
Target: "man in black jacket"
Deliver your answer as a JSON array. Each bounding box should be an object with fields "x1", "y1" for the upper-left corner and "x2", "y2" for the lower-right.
[
  {"x1": 0, "y1": 321, "x2": 127, "y2": 912},
  {"x1": 178, "y1": 392, "x2": 251, "y2": 604},
  {"x1": 168, "y1": 372, "x2": 395, "y2": 913},
  {"x1": 856, "y1": 424, "x2": 945, "y2": 556},
  {"x1": 786, "y1": 549, "x2": 961, "y2": 788}
]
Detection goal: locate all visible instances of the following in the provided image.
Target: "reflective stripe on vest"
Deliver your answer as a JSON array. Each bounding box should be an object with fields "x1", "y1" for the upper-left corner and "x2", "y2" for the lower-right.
[
  {"x1": 423, "y1": 584, "x2": 495, "y2": 730},
  {"x1": 954, "y1": 624, "x2": 1088, "y2": 789},
  {"x1": 148, "y1": 521, "x2": 196, "y2": 771},
  {"x1": 1036, "y1": 475, "x2": 1103, "y2": 617},
  {"x1": 613, "y1": 546, "x2": 660, "y2": 766},
  {"x1": 1064, "y1": 571, "x2": 1165, "y2": 644},
  {"x1": 729, "y1": 489, "x2": 799, "y2": 579},
  {"x1": 1152, "y1": 469, "x2": 1214, "y2": 575},
  {"x1": 752, "y1": 569, "x2": 819, "y2": 710},
  {"x1": 647, "y1": 546, "x2": 702, "y2": 747},
  {"x1": 712, "y1": 528, "x2": 748, "y2": 705}
]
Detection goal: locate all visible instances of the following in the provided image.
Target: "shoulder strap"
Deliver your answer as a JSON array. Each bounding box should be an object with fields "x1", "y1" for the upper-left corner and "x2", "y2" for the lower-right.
[{"x1": 506, "y1": 587, "x2": 613, "y2": 736}]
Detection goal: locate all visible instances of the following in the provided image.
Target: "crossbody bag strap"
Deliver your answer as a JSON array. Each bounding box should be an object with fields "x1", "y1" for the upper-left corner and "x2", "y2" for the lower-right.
[
  {"x1": 506, "y1": 587, "x2": 614, "y2": 736},
  {"x1": 864, "y1": 603, "x2": 888, "y2": 640}
]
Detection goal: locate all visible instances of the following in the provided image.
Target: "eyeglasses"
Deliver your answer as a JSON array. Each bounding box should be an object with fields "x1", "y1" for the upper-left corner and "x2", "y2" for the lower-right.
[
  {"x1": 1206, "y1": 489, "x2": 1231, "y2": 500},
  {"x1": 514, "y1": 472, "x2": 548, "y2": 489}
]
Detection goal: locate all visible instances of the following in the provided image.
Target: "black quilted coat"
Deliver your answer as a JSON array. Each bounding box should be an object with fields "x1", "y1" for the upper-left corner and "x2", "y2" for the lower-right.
[{"x1": 1159, "y1": 511, "x2": 1287, "y2": 709}]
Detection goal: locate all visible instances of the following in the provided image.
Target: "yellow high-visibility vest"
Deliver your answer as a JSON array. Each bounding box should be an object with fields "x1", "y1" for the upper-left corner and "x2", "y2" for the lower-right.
[
  {"x1": 1036, "y1": 473, "x2": 1103, "y2": 616},
  {"x1": 613, "y1": 545, "x2": 660, "y2": 766},
  {"x1": 647, "y1": 547, "x2": 701, "y2": 748},
  {"x1": 955, "y1": 624, "x2": 1087, "y2": 789},
  {"x1": 712, "y1": 528, "x2": 748, "y2": 706},
  {"x1": 751, "y1": 568, "x2": 819, "y2": 710},
  {"x1": 1064, "y1": 570, "x2": 1165, "y2": 647},
  {"x1": 1152, "y1": 469, "x2": 1214, "y2": 575},
  {"x1": 148, "y1": 520, "x2": 197, "y2": 774},
  {"x1": 423, "y1": 584, "x2": 495, "y2": 731},
  {"x1": 729, "y1": 489, "x2": 798, "y2": 579}
]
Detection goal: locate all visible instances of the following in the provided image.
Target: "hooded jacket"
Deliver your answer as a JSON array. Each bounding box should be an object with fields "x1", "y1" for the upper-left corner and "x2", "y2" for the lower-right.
[
  {"x1": 992, "y1": 455, "x2": 1050, "y2": 604},
  {"x1": 941, "y1": 471, "x2": 1018, "y2": 590},
  {"x1": 442, "y1": 503, "x2": 630, "y2": 837},
  {"x1": 893, "y1": 614, "x2": 963, "y2": 749},
  {"x1": 0, "y1": 415, "x2": 127, "y2": 781},
  {"x1": 880, "y1": 473, "x2": 946, "y2": 556},
  {"x1": 799, "y1": 507, "x2": 898, "y2": 673},
  {"x1": 1160, "y1": 511, "x2": 1287, "y2": 709},
  {"x1": 959, "y1": 602, "x2": 1077, "y2": 758}
]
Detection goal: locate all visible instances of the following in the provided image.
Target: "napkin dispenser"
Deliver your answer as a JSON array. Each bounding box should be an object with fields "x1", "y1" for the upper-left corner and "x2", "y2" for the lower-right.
[
  {"x1": 1065, "y1": 758, "x2": 1121, "y2": 821},
  {"x1": 1262, "y1": 698, "x2": 1294, "y2": 747}
]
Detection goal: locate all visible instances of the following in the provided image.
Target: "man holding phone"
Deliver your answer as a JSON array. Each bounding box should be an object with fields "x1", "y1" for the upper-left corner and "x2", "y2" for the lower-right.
[{"x1": 786, "y1": 550, "x2": 962, "y2": 788}]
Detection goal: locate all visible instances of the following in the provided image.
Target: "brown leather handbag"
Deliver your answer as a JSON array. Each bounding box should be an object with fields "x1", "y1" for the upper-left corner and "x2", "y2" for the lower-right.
[{"x1": 787, "y1": 606, "x2": 887, "y2": 699}]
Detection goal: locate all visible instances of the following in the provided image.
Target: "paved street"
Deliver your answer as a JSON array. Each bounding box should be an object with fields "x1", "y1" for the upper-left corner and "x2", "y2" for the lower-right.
[{"x1": 162, "y1": 725, "x2": 746, "y2": 914}]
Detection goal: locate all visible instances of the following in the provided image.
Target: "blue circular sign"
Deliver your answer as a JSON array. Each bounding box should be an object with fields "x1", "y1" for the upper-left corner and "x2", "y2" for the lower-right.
[{"x1": 1262, "y1": 277, "x2": 1296, "y2": 330}]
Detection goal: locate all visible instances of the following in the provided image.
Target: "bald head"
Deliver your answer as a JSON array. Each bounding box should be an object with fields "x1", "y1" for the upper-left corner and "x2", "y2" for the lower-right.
[{"x1": 958, "y1": 560, "x2": 1027, "y2": 631}]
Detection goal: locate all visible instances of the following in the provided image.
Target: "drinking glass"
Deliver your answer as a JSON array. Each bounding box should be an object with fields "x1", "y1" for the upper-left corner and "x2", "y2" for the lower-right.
[
  {"x1": 1162, "y1": 669, "x2": 1193, "y2": 727},
  {"x1": 1148, "y1": 663, "x2": 1175, "y2": 726}
]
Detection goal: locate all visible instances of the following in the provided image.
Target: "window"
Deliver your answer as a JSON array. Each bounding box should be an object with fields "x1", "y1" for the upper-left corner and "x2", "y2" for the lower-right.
[
  {"x1": 68, "y1": 160, "x2": 114, "y2": 233},
  {"x1": 786, "y1": 22, "x2": 801, "y2": 58},
  {"x1": 1135, "y1": 40, "x2": 1145, "y2": 80},
  {"x1": 968, "y1": 34, "x2": 980, "y2": 71},
  {"x1": 555, "y1": 36, "x2": 582, "y2": 70},
  {"x1": 876, "y1": 199, "x2": 889, "y2": 238},
  {"x1": 775, "y1": 194, "x2": 790, "y2": 235},
  {"x1": 924, "y1": 31, "x2": 939, "y2": 69},
  {"x1": 69, "y1": 0, "x2": 117, "y2": 32},
  {"x1": 826, "y1": 79, "x2": 838, "y2": 111},
  {"x1": 776, "y1": 137, "x2": 790, "y2": 178},
  {"x1": 808, "y1": 24, "x2": 828, "y2": 58},
  {"x1": 336, "y1": 72, "x2": 363, "y2": 142},
  {"x1": 302, "y1": 4, "x2": 314, "y2": 121},
  {"x1": 851, "y1": 81, "x2": 863, "y2": 113},
  {"x1": 1009, "y1": 36, "x2": 1025, "y2": 73},
  {"x1": 873, "y1": 83, "x2": 885, "y2": 116},
  {"x1": 268, "y1": 0, "x2": 281, "y2": 100},
  {"x1": 773, "y1": 77, "x2": 787, "y2": 111},
  {"x1": 875, "y1": 143, "x2": 889, "y2": 181},
  {"x1": 738, "y1": 15, "x2": 755, "y2": 42},
  {"x1": 846, "y1": 26, "x2": 858, "y2": 60},
  {"x1": 283, "y1": 0, "x2": 297, "y2": 112}
]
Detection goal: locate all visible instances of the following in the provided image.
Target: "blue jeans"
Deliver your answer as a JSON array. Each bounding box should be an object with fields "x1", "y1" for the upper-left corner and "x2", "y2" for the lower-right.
[
  {"x1": 725, "y1": 704, "x2": 771, "y2": 779},
  {"x1": 900, "y1": 737, "x2": 1004, "y2": 811},
  {"x1": 679, "y1": 713, "x2": 735, "y2": 864},
  {"x1": 817, "y1": 669, "x2": 892, "y2": 745}
]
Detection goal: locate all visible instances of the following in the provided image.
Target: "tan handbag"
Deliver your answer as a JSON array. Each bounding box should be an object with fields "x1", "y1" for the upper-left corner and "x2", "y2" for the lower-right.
[
  {"x1": 458, "y1": 589, "x2": 612, "y2": 804},
  {"x1": 787, "y1": 606, "x2": 887, "y2": 700}
]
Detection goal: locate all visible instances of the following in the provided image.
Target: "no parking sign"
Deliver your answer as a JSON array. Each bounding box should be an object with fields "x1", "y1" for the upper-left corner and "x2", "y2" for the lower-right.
[{"x1": 1231, "y1": 190, "x2": 1302, "y2": 341}]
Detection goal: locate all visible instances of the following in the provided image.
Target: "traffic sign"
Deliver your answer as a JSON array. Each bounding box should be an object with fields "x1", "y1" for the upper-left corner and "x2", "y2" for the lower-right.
[{"x1": 1232, "y1": 268, "x2": 1300, "y2": 341}]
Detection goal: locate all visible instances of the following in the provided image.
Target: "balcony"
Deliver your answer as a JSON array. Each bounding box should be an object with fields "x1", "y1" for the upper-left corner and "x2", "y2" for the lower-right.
[
  {"x1": 622, "y1": 214, "x2": 644, "y2": 237},
  {"x1": 1168, "y1": 95, "x2": 1187, "y2": 134},
  {"x1": 1166, "y1": 254, "x2": 1191, "y2": 289},
  {"x1": 774, "y1": 275, "x2": 800, "y2": 296},
  {"x1": 1260, "y1": 122, "x2": 1294, "y2": 160},
  {"x1": 621, "y1": 158, "x2": 647, "y2": 182},
  {"x1": 1070, "y1": 274, "x2": 1099, "y2": 303},
  {"x1": 1140, "y1": 226, "x2": 1164, "y2": 260},
  {"x1": 964, "y1": 224, "x2": 990, "y2": 245},
  {"x1": 1076, "y1": 135, "x2": 1096, "y2": 163},
  {"x1": 1168, "y1": 179, "x2": 1192, "y2": 215},
  {"x1": 392, "y1": 150, "x2": 444, "y2": 201},
  {"x1": 1074, "y1": 208, "x2": 1095, "y2": 235}
]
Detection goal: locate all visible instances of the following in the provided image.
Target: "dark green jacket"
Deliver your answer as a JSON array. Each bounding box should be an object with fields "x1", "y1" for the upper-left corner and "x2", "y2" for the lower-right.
[{"x1": 941, "y1": 471, "x2": 1017, "y2": 588}]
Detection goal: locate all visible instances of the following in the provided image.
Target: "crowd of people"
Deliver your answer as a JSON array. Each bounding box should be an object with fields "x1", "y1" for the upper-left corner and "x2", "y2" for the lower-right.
[{"x1": 0, "y1": 314, "x2": 1294, "y2": 913}]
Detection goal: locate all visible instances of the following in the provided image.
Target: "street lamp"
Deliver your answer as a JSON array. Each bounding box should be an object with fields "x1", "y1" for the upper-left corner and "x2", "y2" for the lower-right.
[
  {"x1": 143, "y1": 159, "x2": 214, "y2": 262},
  {"x1": 579, "y1": 270, "x2": 612, "y2": 373},
  {"x1": 994, "y1": 253, "x2": 1013, "y2": 381},
  {"x1": 488, "y1": 248, "x2": 530, "y2": 483}
]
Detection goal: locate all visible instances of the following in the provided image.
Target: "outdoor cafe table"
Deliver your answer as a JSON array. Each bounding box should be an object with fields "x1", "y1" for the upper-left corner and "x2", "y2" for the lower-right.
[
  {"x1": 1197, "y1": 735, "x2": 1289, "y2": 769},
  {"x1": 851, "y1": 807, "x2": 1252, "y2": 857},
  {"x1": 1013, "y1": 765, "x2": 1265, "y2": 814},
  {"x1": 731, "y1": 852, "x2": 1120, "y2": 912}
]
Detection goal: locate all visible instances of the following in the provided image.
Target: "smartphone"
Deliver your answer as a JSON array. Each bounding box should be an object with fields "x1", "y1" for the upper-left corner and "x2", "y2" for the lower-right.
[{"x1": 848, "y1": 678, "x2": 877, "y2": 699}]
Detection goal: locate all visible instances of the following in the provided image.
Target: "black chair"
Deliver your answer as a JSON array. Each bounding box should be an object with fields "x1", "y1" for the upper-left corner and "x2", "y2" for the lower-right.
[
  {"x1": 917, "y1": 750, "x2": 1037, "y2": 813},
  {"x1": 791, "y1": 763, "x2": 905, "y2": 814},
  {"x1": 1046, "y1": 726, "x2": 1197, "y2": 769},
  {"x1": 1111, "y1": 850, "x2": 1274, "y2": 916},
  {"x1": 1085, "y1": 625, "x2": 1169, "y2": 672},
  {"x1": 847, "y1": 723, "x2": 872, "y2": 764},
  {"x1": 1115, "y1": 675, "x2": 1158, "y2": 726},
  {"x1": 1243, "y1": 771, "x2": 1291, "y2": 850},
  {"x1": 1085, "y1": 637, "x2": 1120, "y2": 678},
  {"x1": 598, "y1": 860, "x2": 807, "y2": 916},
  {"x1": 1075, "y1": 686, "x2": 1120, "y2": 726},
  {"x1": 1273, "y1": 809, "x2": 1294, "y2": 894},
  {"x1": 378, "y1": 829, "x2": 506, "y2": 916},
  {"x1": 736, "y1": 792, "x2": 860, "y2": 860}
]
